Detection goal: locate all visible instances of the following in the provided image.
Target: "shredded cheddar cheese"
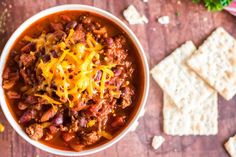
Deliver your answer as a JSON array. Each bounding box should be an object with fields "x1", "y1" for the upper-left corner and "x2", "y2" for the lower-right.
[
  {"x1": 31, "y1": 29, "x2": 116, "y2": 107},
  {"x1": 0, "y1": 123, "x2": 4, "y2": 133},
  {"x1": 34, "y1": 94, "x2": 61, "y2": 105},
  {"x1": 98, "y1": 131, "x2": 113, "y2": 140},
  {"x1": 87, "y1": 119, "x2": 97, "y2": 127}
]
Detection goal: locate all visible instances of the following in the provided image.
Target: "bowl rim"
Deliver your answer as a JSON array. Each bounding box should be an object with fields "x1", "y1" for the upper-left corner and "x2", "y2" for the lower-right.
[{"x1": 0, "y1": 4, "x2": 150, "y2": 156}]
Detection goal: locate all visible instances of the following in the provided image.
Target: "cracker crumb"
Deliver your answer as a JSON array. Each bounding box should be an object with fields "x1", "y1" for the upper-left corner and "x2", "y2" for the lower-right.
[
  {"x1": 225, "y1": 134, "x2": 236, "y2": 157},
  {"x1": 157, "y1": 16, "x2": 170, "y2": 25},
  {"x1": 123, "y1": 5, "x2": 148, "y2": 25},
  {"x1": 152, "y1": 136, "x2": 165, "y2": 150}
]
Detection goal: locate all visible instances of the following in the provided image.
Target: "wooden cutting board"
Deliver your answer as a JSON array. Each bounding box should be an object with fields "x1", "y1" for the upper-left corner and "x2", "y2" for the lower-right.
[{"x1": 0, "y1": 0, "x2": 236, "y2": 156}]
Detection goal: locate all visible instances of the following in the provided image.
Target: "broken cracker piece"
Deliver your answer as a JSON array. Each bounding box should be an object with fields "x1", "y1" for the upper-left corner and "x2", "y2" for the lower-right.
[
  {"x1": 151, "y1": 41, "x2": 214, "y2": 112},
  {"x1": 225, "y1": 134, "x2": 236, "y2": 157},
  {"x1": 157, "y1": 16, "x2": 170, "y2": 25},
  {"x1": 152, "y1": 136, "x2": 165, "y2": 150},
  {"x1": 187, "y1": 27, "x2": 236, "y2": 100},
  {"x1": 123, "y1": 5, "x2": 148, "y2": 25}
]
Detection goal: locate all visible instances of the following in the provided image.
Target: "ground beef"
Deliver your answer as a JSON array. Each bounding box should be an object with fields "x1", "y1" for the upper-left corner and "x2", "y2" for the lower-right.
[
  {"x1": 44, "y1": 132, "x2": 53, "y2": 141},
  {"x1": 120, "y1": 87, "x2": 134, "y2": 109},
  {"x1": 62, "y1": 132, "x2": 75, "y2": 142},
  {"x1": 21, "y1": 42, "x2": 36, "y2": 53},
  {"x1": 68, "y1": 118, "x2": 80, "y2": 133},
  {"x1": 49, "y1": 125, "x2": 58, "y2": 134},
  {"x1": 7, "y1": 91, "x2": 20, "y2": 99},
  {"x1": 20, "y1": 69, "x2": 32, "y2": 85},
  {"x1": 26, "y1": 124, "x2": 44, "y2": 140},
  {"x1": 19, "y1": 54, "x2": 36, "y2": 68},
  {"x1": 2, "y1": 67, "x2": 10, "y2": 79},
  {"x1": 72, "y1": 24, "x2": 85, "y2": 43},
  {"x1": 25, "y1": 95, "x2": 38, "y2": 105},
  {"x1": 18, "y1": 102, "x2": 28, "y2": 110},
  {"x1": 82, "y1": 131, "x2": 101, "y2": 145}
]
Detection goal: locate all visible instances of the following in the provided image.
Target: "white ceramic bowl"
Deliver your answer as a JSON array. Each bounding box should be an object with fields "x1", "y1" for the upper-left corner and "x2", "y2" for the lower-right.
[{"x1": 0, "y1": 4, "x2": 149, "y2": 156}]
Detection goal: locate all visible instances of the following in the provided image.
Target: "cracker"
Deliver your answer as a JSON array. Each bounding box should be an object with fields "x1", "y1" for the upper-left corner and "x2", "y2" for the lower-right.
[
  {"x1": 187, "y1": 27, "x2": 236, "y2": 100},
  {"x1": 151, "y1": 41, "x2": 214, "y2": 111},
  {"x1": 163, "y1": 92, "x2": 218, "y2": 135},
  {"x1": 123, "y1": 5, "x2": 148, "y2": 25},
  {"x1": 225, "y1": 134, "x2": 236, "y2": 157}
]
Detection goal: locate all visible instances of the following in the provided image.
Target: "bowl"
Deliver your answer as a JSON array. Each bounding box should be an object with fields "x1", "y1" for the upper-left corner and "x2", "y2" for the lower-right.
[{"x1": 0, "y1": 4, "x2": 149, "y2": 156}]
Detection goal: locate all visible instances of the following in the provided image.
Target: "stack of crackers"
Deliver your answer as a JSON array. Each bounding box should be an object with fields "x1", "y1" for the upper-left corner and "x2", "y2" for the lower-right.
[{"x1": 151, "y1": 27, "x2": 236, "y2": 156}]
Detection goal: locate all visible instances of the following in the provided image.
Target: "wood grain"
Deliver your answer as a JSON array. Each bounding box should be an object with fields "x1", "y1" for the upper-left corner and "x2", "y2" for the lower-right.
[{"x1": 0, "y1": 0, "x2": 236, "y2": 156}]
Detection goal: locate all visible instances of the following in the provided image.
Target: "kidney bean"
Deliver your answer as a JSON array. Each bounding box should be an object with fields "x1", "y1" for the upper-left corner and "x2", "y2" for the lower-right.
[
  {"x1": 51, "y1": 50, "x2": 58, "y2": 58},
  {"x1": 66, "y1": 21, "x2": 78, "y2": 31},
  {"x1": 105, "y1": 38, "x2": 114, "y2": 48},
  {"x1": 50, "y1": 22, "x2": 63, "y2": 31},
  {"x1": 111, "y1": 116, "x2": 125, "y2": 128},
  {"x1": 19, "y1": 109, "x2": 36, "y2": 124},
  {"x1": 52, "y1": 113, "x2": 63, "y2": 126},
  {"x1": 114, "y1": 68, "x2": 122, "y2": 76},
  {"x1": 42, "y1": 54, "x2": 50, "y2": 63}
]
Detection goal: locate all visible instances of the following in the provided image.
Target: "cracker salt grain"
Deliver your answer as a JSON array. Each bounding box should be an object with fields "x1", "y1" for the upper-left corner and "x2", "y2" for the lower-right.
[
  {"x1": 187, "y1": 27, "x2": 236, "y2": 100},
  {"x1": 151, "y1": 41, "x2": 214, "y2": 112}
]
